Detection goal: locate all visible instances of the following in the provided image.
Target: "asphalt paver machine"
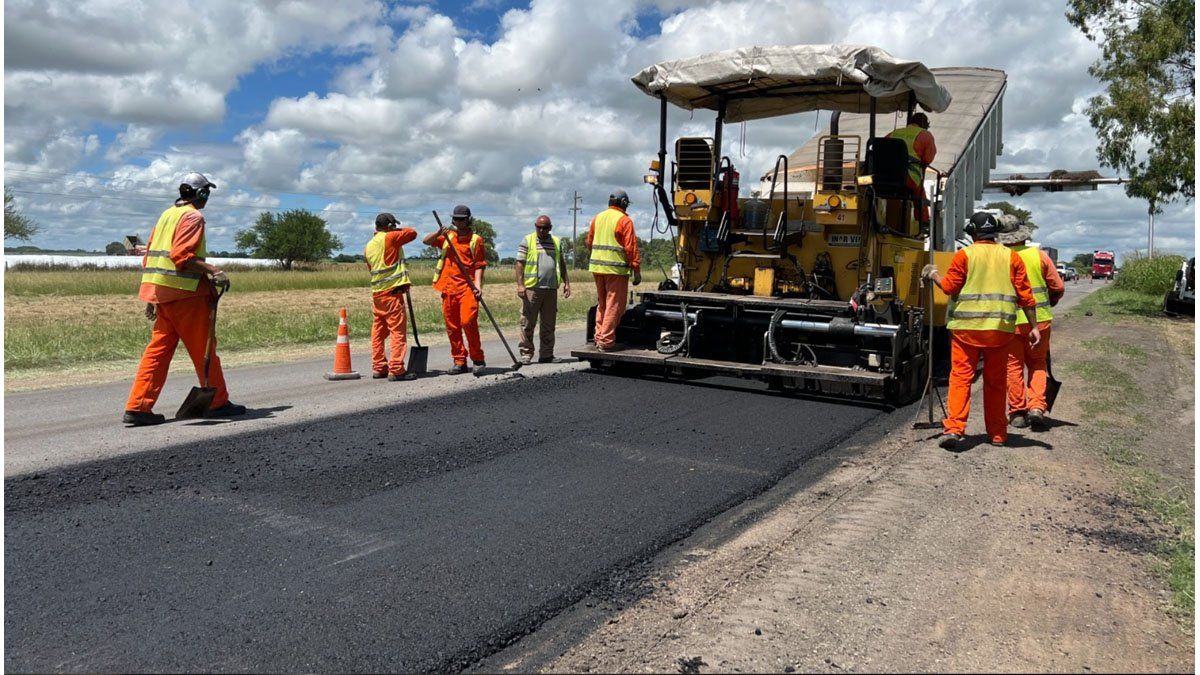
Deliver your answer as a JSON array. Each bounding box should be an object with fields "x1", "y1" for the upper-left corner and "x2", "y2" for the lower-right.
[{"x1": 572, "y1": 45, "x2": 1008, "y2": 402}]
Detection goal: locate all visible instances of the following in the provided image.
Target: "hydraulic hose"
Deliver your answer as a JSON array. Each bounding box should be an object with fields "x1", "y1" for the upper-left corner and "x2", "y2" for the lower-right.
[
  {"x1": 767, "y1": 309, "x2": 817, "y2": 366},
  {"x1": 656, "y1": 303, "x2": 694, "y2": 355}
]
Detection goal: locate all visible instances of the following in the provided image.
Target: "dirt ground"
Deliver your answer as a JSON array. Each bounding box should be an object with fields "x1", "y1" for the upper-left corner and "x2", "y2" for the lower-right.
[{"x1": 491, "y1": 307, "x2": 1195, "y2": 673}]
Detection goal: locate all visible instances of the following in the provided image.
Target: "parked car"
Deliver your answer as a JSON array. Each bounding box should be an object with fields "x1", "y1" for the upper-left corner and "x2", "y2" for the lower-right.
[
  {"x1": 1163, "y1": 257, "x2": 1195, "y2": 316},
  {"x1": 1055, "y1": 263, "x2": 1077, "y2": 282}
]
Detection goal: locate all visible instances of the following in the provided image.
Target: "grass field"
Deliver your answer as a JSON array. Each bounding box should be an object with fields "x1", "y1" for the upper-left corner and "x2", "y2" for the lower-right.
[{"x1": 5, "y1": 264, "x2": 660, "y2": 373}]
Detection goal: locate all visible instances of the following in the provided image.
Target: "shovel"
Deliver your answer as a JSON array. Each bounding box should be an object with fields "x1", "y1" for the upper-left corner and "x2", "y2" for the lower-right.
[
  {"x1": 176, "y1": 284, "x2": 227, "y2": 419},
  {"x1": 404, "y1": 287, "x2": 428, "y2": 375},
  {"x1": 1045, "y1": 351, "x2": 1062, "y2": 413}
]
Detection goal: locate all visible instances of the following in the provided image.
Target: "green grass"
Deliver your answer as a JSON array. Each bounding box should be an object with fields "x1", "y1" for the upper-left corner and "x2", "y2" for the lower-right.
[
  {"x1": 4, "y1": 262, "x2": 608, "y2": 297},
  {"x1": 1127, "y1": 471, "x2": 1196, "y2": 619},
  {"x1": 1080, "y1": 337, "x2": 1148, "y2": 360},
  {"x1": 4, "y1": 265, "x2": 665, "y2": 372},
  {"x1": 1076, "y1": 285, "x2": 1166, "y2": 318}
]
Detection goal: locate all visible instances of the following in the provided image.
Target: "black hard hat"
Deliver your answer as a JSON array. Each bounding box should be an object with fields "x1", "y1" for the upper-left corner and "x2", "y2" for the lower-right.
[
  {"x1": 608, "y1": 189, "x2": 629, "y2": 207},
  {"x1": 965, "y1": 211, "x2": 1000, "y2": 238},
  {"x1": 375, "y1": 212, "x2": 398, "y2": 229},
  {"x1": 452, "y1": 204, "x2": 472, "y2": 220}
]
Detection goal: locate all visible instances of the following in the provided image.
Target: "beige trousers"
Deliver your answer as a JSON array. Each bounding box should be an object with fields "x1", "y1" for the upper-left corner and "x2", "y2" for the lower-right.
[{"x1": 519, "y1": 288, "x2": 558, "y2": 359}]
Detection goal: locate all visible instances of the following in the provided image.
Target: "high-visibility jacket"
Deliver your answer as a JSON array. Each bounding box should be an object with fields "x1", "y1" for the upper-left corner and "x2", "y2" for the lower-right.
[
  {"x1": 365, "y1": 231, "x2": 410, "y2": 294},
  {"x1": 141, "y1": 205, "x2": 206, "y2": 292},
  {"x1": 588, "y1": 208, "x2": 629, "y2": 276},
  {"x1": 886, "y1": 124, "x2": 927, "y2": 184},
  {"x1": 522, "y1": 232, "x2": 562, "y2": 288},
  {"x1": 1013, "y1": 245, "x2": 1053, "y2": 325},
  {"x1": 947, "y1": 243, "x2": 1019, "y2": 333},
  {"x1": 433, "y1": 231, "x2": 483, "y2": 282}
]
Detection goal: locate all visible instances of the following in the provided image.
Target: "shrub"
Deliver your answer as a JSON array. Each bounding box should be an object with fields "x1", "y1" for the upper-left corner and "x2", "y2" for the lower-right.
[{"x1": 1114, "y1": 251, "x2": 1186, "y2": 296}]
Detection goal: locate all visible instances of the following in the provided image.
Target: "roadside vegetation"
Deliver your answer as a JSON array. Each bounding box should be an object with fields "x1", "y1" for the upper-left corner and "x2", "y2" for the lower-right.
[
  {"x1": 1065, "y1": 284, "x2": 1194, "y2": 624},
  {"x1": 4, "y1": 264, "x2": 660, "y2": 373}
]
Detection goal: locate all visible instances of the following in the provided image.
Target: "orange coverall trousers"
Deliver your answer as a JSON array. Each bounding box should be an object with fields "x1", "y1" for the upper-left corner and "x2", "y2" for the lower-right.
[
  {"x1": 592, "y1": 273, "x2": 629, "y2": 349},
  {"x1": 442, "y1": 291, "x2": 484, "y2": 365},
  {"x1": 126, "y1": 293, "x2": 229, "y2": 413},
  {"x1": 944, "y1": 330, "x2": 1013, "y2": 443},
  {"x1": 371, "y1": 290, "x2": 409, "y2": 376},
  {"x1": 1007, "y1": 322, "x2": 1052, "y2": 414}
]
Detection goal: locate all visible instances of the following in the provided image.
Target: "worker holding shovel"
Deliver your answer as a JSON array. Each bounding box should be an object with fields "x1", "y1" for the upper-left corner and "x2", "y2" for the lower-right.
[
  {"x1": 366, "y1": 212, "x2": 419, "y2": 381},
  {"x1": 423, "y1": 205, "x2": 489, "y2": 375},
  {"x1": 123, "y1": 173, "x2": 245, "y2": 426}
]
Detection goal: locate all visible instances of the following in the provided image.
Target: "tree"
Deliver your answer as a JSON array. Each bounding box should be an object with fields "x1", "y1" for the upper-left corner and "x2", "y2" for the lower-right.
[
  {"x1": 4, "y1": 189, "x2": 38, "y2": 241},
  {"x1": 420, "y1": 217, "x2": 499, "y2": 263},
  {"x1": 983, "y1": 201, "x2": 1037, "y2": 231},
  {"x1": 105, "y1": 241, "x2": 126, "y2": 255},
  {"x1": 235, "y1": 209, "x2": 342, "y2": 270},
  {"x1": 1070, "y1": 252, "x2": 1094, "y2": 274},
  {"x1": 1067, "y1": 0, "x2": 1195, "y2": 210}
]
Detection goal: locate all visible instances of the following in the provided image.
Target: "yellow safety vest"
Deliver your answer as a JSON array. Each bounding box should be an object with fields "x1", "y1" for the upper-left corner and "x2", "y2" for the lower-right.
[
  {"x1": 433, "y1": 232, "x2": 483, "y2": 282},
  {"x1": 365, "y1": 231, "x2": 410, "y2": 294},
  {"x1": 947, "y1": 243, "x2": 1018, "y2": 333},
  {"x1": 522, "y1": 232, "x2": 562, "y2": 289},
  {"x1": 588, "y1": 208, "x2": 629, "y2": 276},
  {"x1": 141, "y1": 205, "x2": 206, "y2": 292},
  {"x1": 1013, "y1": 245, "x2": 1053, "y2": 325},
  {"x1": 886, "y1": 124, "x2": 926, "y2": 184}
]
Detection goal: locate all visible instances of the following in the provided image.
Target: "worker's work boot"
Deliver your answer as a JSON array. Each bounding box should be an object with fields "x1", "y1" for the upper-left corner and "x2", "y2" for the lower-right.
[
  {"x1": 937, "y1": 433, "x2": 963, "y2": 450},
  {"x1": 447, "y1": 364, "x2": 469, "y2": 375},
  {"x1": 520, "y1": 355, "x2": 533, "y2": 365},
  {"x1": 372, "y1": 371, "x2": 388, "y2": 379},
  {"x1": 1027, "y1": 408, "x2": 1046, "y2": 429},
  {"x1": 1009, "y1": 412, "x2": 1029, "y2": 428},
  {"x1": 122, "y1": 410, "x2": 166, "y2": 427},
  {"x1": 388, "y1": 372, "x2": 416, "y2": 381},
  {"x1": 990, "y1": 437, "x2": 1006, "y2": 447},
  {"x1": 538, "y1": 356, "x2": 559, "y2": 364},
  {"x1": 472, "y1": 361, "x2": 487, "y2": 376},
  {"x1": 206, "y1": 402, "x2": 247, "y2": 418}
]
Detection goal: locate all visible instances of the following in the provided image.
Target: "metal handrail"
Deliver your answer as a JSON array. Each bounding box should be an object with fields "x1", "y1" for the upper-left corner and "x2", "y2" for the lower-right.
[{"x1": 766, "y1": 154, "x2": 789, "y2": 249}]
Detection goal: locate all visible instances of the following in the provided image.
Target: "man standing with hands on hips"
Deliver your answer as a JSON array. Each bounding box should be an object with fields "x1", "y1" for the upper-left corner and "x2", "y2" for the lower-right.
[
  {"x1": 587, "y1": 189, "x2": 641, "y2": 351},
  {"x1": 423, "y1": 204, "x2": 488, "y2": 375},
  {"x1": 515, "y1": 215, "x2": 571, "y2": 364}
]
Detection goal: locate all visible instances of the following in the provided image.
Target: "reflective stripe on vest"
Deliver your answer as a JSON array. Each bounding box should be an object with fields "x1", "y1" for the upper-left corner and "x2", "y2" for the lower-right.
[
  {"x1": 522, "y1": 232, "x2": 562, "y2": 288},
  {"x1": 1014, "y1": 245, "x2": 1053, "y2": 324},
  {"x1": 433, "y1": 232, "x2": 482, "y2": 282},
  {"x1": 140, "y1": 205, "x2": 206, "y2": 292},
  {"x1": 886, "y1": 124, "x2": 926, "y2": 184},
  {"x1": 947, "y1": 243, "x2": 1019, "y2": 333},
  {"x1": 365, "y1": 231, "x2": 410, "y2": 293},
  {"x1": 588, "y1": 208, "x2": 629, "y2": 275}
]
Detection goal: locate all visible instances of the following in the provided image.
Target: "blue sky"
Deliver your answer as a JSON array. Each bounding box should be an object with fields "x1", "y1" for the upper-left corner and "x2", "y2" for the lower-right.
[{"x1": 4, "y1": 0, "x2": 1194, "y2": 262}]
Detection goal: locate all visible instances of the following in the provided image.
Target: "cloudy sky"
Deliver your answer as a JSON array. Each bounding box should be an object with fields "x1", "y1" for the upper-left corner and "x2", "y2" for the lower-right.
[{"x1": 4, "y1": 0, "x2": 1194, "y2": 261}]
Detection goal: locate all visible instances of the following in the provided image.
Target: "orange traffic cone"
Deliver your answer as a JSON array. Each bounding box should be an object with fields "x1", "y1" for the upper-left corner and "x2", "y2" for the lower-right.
[{"x1": 324, "y1": 307, "x2": 361, "y2": 380}]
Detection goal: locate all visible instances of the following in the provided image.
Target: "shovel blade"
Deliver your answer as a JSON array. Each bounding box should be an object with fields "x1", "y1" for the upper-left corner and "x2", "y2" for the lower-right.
[
  {"x1": 176, "y1": 386, "x2": 217, "y2": 420},
  {"x1": 1045, "y1": 376, "x2": 1062, "y2": 413},
  {"x1": 407, "y1": 346, "x2": 429, "y2": 375}
]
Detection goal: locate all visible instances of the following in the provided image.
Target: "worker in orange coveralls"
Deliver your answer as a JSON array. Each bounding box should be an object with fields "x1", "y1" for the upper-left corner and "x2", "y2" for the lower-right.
[
  {"x1": 886, "y1": 112, "x2": 937, "y2": 224},
  {"x1": 124, "y1": 172, "x2": 245, "y2": 426},
  {"x1": 999, "y1": 225, "x2": 1064, "y2": 430},
  {"x1": 365, "y1": 212, "x2": 418, "y2": 381},
  {"x1": 423, "y1": 204, "x2": 488, "y2": 375},
  {"x1": 922, "y1": 212, "x2": 1040, "y2": 450},
  {"x1": 586, "y1": 189, "x2": 641, "y2": 351}
]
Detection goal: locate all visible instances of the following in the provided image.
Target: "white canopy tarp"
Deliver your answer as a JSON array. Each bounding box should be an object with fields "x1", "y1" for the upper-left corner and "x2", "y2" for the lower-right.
[{"x1": 631, "y1": 44, "x2": 952, "y2": 123}]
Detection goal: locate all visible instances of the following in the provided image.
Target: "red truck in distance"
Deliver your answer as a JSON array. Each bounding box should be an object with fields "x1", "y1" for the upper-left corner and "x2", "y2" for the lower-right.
[{"x1": 1092, "y1": 250, "x2": 1115, "y2": 280}]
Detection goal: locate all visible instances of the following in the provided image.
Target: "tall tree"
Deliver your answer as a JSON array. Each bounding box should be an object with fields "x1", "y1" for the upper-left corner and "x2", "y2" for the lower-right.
[
  {"x1": 4, "y1": 189, "x2": 38, "y2": 241},
  {"x1": 983, "y1": 201, "x2": 1037, "y2": 231},
  {"x1": 1067, "y1": 0, "x2": 1195, "y2": 211},
  {"x1": 235, "y1": 209, "x2": 342, "y2": 270}
]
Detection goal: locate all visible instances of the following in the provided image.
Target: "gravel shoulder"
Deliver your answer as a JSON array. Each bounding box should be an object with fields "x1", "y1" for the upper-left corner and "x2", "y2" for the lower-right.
[{"x1": 483, "y1": 286, "x2": 1194, "y2": 673}]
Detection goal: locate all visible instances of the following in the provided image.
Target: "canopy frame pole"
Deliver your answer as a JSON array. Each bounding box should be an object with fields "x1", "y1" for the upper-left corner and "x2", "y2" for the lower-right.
[
  {"x1": 868, "y1": 96, "x2": 877, "y2": 140},
  {"x1": 712, "y1": 98, "x2": 727, "y2": 185},
  {"x1": 658, "y1": 95, "x2": 668, "y2": 183}
]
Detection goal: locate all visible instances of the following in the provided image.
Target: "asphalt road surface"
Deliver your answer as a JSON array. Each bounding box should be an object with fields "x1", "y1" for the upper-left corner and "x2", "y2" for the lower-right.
[{"x1": 5, "y1": 283, "x2": 1098, "y2": 672}]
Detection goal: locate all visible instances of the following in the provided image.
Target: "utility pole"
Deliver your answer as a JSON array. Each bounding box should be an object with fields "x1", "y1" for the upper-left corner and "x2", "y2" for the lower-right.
[{"x1": 570, "y1": 191, "x2": 583, "y2": 268}]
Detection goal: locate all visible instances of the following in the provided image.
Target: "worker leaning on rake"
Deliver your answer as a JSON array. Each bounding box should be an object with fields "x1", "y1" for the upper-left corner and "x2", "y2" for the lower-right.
[
  {"x1": 365, "y1": 212, "x2": 419, "y2": 381},
  {"x1": 123, "y1": 173, "x2": 245, "y2": 426},
  {"x1": 922, "y1": 212, "x2": 1040, "y2": 450},
  {"x1": 998, "y1": 224, "x2": 1064, "y2": 430},
  {"x1": 422, "y1": 205, "x2": 489, "y2": 375}
]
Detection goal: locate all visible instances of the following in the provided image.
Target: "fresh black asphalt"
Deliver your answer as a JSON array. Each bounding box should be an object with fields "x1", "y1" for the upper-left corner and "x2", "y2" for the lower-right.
[{"x1": 6, "y1": 369, "x2": 886, "y2": 672}]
